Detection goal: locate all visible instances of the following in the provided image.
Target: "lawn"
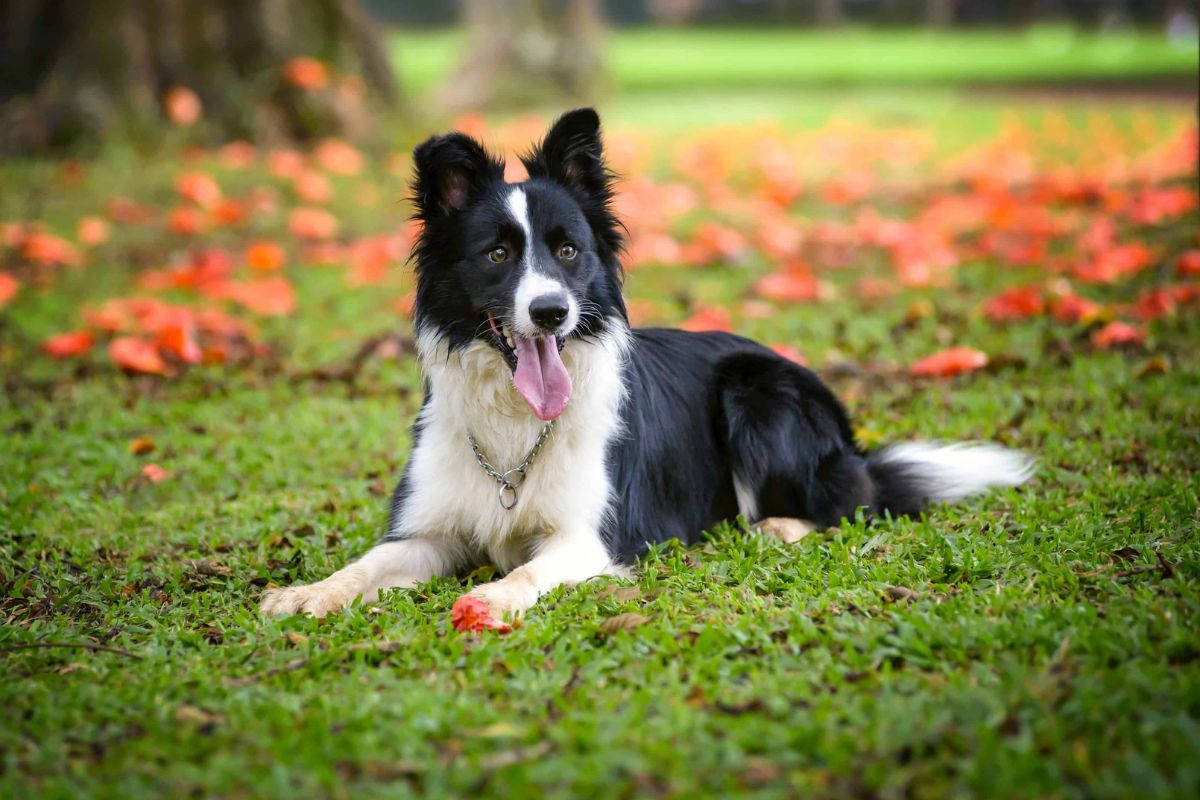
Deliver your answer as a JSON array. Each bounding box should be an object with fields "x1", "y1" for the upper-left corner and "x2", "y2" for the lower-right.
[
  {"x1": 391, "y1": 25, "x2": 1199, "y2": 94},
  {"x1": 2, "y1": 87, "x2": 1199, "y2": 798}
]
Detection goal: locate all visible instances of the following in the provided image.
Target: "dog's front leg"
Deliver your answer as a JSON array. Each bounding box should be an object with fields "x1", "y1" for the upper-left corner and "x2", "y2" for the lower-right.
[
  {"x1": 260, "y1": 536, "x2": 456, "y2": 617},
  {"x1": 463, "y1": 526, "x2": 618, "y2": 621}
]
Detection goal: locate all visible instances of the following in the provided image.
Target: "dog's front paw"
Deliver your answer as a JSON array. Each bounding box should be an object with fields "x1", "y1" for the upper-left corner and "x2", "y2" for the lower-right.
[
  {"x1": 463, "y1": 575, "x2": 539, "y2": 623},
  {"x1": 259, "y1": 575, "x2": 364, "y2": 618}
]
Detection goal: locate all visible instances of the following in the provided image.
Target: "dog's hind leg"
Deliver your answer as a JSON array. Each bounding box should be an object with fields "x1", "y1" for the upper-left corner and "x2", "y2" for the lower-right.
[
  {"x1": 259, "y1": 536, "x2": 459, "y2": 618},
  {"x1": 718, "y1": 352, "x2": 871, "y2": 529}
]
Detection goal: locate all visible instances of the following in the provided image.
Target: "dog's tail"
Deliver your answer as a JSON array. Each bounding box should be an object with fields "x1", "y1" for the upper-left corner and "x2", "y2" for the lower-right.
[{"x1": 864, "y1": 442, "x2": 1035, "y2": 518}]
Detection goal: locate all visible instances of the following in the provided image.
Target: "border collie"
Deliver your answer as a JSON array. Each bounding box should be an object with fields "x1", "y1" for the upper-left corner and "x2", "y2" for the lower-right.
[{"x1": 260, "y1": 109, "x2": 1033, "y2": 623}]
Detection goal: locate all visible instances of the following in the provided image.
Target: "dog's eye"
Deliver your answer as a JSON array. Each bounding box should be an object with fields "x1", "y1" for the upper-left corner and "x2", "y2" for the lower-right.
[
  {"x1": 487, "y1": 246, "x2": 509, "y2": 264},
  {"x1": 559, "y1": 242, "x2": 578, "y2": 260}
]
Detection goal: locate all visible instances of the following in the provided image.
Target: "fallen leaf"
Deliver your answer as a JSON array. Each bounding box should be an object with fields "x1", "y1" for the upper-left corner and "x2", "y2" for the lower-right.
[
  {"x1": 187, "y1": 559, "x2": 230, "y2": 576},
  {"x1": 0, "y1": 271, "x2": 18, "y2": 308},
  {"x1": 127, "y1": 436, "x2": 157, "y2": 455},
  {"x1": 43, "y1": 330, "x2": 94, "y2": 358},
  {"x1": 450, "y1": 595, "x2": 511, "y2": 634},
  {"x1": 285, "y1": 631, "x2": 308, "y2": 646},
  {"x1": 77, "y1": 216, "x2": 110, "y2": 246},
  {"x1": 679, "y1": 306, "x2": 732, "y2": 333},
  {"x1": 245, "y1": 241, "x2": 287, "y2": 272},
  {"x1": 598, "y1": 612, "x2": 651, "y2": 634},
  {"x1": 1091, "y1": 321, "x2": 1145, "y2": 349},
  {"x1": 910, "y1": 347, "x2": 988, "y2": 378},
  {"x1": 141, "y1": 463, "x2": 171, "y2": 483},
  {"x1": 174, "y1": 704, "x2": 225, "y2": 727},
  {"x1": 983, "y1": 286, "x2": 1044, "y2": 321},
  {"x1": 164, "y1": 85, "x2": 202, "y2": 126},
  {"x1": 883, "y1": 585, "x2": 918, "y2": 603},
  {"x1": 282, "y1": 56, "x2": 330, "y2": 90},
  {"x1": 109, "y1": 337, "x2": 169, "y2": 375}
]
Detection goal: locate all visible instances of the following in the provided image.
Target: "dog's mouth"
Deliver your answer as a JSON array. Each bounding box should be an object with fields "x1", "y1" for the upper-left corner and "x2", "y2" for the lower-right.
[{"x1": 487, "y1": 315, "x2": 571, "y2": 421}]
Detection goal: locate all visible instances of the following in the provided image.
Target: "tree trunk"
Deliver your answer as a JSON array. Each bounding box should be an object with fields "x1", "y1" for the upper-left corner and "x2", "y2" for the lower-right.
[
  {"x1": 438, "y1": 0, "x2": 605, "y2": 114},
  {"x1": 0, "y1": 0, "x2": 401, "y2": 155},
  {"x1": 816, "y1": 0, "x2": 842, "y2": 27},
  {"x1": 926, "y1": 0, "x2": 954, "y2": 28}
]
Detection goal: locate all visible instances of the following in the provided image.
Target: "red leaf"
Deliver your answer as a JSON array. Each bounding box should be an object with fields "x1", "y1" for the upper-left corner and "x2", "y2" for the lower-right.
[
  {"x1": 1132, "y1": 289, "x2": 1176, "y2": 321},
  {"x1": 755, "y1": 266, "x2": 825, "y2": 303},
  {"x1": 450, "y1": 595, "x2": 511, "y2": 634},
  {"x1": 0, "y1": 271, "x2": 18, "y2": 308},
  {"x1": 982, "y1": 286, "x2": 1044, "y2": 322},
  {"x1": 910, "y1": 347, "x2": 989, "y2": 378},
  {"x1": 141, "y1": 463, "x2": 171, "y2": 483},
  {"x1": 282, "y1": 57, "x2": 329, "y2": 90},
  {"x1": 43, "y1": 330, "x2": 94, "y2": 358},
  {"x1": 1048, "y1": 292, "x2": 1103, "y2": 324},
  {"x1": 1091, "y1": 321, "x2": 1146, "y2": 349},
  {"x1": 679, "y1": 306, "x2": 732, "y2": 333},
  {"x1": 1178, "y1": 250, "x2": 1200, "y2": 277},
  {"x1": 77, "y1": 216, "x2": 110, "y2": 246},
  {"x1": 109, "y1": 337, "x2": 169, "y2": 375},
  {"x1": 164, "y1": 85, "x2": 202, "y2": 126}
]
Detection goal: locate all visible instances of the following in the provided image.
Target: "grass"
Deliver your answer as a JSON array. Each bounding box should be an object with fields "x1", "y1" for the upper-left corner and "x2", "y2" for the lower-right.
[
  {"x1": 391, "y1": 25, "x2": 1199, "y2": 95},
  {"x1": 2, "y1": 95, "x2": 1199, "y2": 798}
]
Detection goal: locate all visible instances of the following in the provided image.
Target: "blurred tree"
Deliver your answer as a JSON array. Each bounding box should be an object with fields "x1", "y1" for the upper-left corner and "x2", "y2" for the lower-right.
[
  {"x1": 438, "y1": 0, "x2": 605, "y2": 113},
  {"x1": 0, "y1": 0, "x2": 400, "y2": 154}
]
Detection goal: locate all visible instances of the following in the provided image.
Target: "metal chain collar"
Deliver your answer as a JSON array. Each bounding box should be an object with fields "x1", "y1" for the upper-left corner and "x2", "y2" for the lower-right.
[{"x1": 467, "y1": 420, "x2": 556, "y2": 510}]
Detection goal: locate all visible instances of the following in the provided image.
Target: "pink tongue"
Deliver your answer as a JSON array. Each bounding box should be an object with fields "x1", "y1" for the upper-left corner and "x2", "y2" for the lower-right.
[{"x1": 512, "y1": 336, "x2": 572, "y2": 420}]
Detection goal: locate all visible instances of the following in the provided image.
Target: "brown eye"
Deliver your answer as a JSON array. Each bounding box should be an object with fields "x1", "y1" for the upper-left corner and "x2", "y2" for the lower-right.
[
  {"x1": 559, "y1": 242, "x2": 578, "y2": 260},
  {"x1": 487, "y1": 246, "x2": 508, "y2": 263}
]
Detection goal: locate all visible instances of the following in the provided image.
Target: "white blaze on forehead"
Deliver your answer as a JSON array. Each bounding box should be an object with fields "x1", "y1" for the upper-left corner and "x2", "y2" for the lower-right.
[{"x1": 506, "y1": 188, "x2": 533, "y2": 259}]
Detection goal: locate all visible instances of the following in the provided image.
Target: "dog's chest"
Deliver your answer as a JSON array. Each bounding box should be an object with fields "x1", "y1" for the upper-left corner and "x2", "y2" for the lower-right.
[{"x1": 397, "y1": 334, "x2": 627, "y2": 569}]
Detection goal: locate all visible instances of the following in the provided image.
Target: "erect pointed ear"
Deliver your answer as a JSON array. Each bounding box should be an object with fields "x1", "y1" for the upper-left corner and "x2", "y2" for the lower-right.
[
  {"x1": 522, "y1": 108, "x2": 611, "y2": 199},
  {"x1": 411, "y1": 133, "x2": 505, "y2": 217}
]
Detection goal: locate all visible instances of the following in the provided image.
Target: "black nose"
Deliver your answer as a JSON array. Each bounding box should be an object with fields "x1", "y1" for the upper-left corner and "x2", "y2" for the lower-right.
[{"x1": 529, "y1": 294, "x2": 570, "y2": 331}]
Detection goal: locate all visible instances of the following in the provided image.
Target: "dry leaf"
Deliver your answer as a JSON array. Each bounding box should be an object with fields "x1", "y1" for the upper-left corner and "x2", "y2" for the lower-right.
[
  {"x1": 599, "y1": 613, "x2": 651, "y2": 634},
  {"x1": 883, "y1": 585, "x2": 918, "y2": 603},
  {"x1": 187, "y1": 559, "x2": 231, "y2": 576},
  {"x1": 128, "y1": 436, "x2": 157, "y2": 455},
  {"x1": 285, "y1": 631, "x2": 308, "y2": 646}
]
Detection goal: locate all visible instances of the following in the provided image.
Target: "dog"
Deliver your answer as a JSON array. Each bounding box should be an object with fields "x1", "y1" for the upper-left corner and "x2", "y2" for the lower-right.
[{"x1": 260, "y1": 108, "x2": 1033, "y2": 622}]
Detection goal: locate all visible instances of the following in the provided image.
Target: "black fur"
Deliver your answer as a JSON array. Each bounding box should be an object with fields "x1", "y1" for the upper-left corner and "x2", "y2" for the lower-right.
[{"x1": 390, "y1": 108, "x2": 983, "y2": 564}]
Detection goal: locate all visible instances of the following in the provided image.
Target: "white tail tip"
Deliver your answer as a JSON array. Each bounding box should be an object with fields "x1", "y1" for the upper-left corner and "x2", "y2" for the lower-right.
[{"x1": 875, "y1": 442, "x2": 1035, "y2": 504}]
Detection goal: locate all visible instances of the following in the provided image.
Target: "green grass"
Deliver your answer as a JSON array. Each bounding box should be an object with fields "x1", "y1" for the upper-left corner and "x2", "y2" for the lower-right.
[
  {"x1": 391, "y1": 25, "x2": 1199, "y2": 95},
  {"x1": 2, "y1": 96, "x2": 1199, "y2": 798}
]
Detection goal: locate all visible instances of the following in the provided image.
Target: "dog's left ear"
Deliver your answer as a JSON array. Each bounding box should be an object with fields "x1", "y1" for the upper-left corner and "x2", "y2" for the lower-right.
[{"x1": 523, "y1": 108, "x2": 610, "y2": 199}]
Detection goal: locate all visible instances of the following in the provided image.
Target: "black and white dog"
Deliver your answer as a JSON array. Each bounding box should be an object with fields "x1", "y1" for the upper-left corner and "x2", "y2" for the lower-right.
[{"x1": 260, "y1": 109, "x2": 1033, "y2": 621}]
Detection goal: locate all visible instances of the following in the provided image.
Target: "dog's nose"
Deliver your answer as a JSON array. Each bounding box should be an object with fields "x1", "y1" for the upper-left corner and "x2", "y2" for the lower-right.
[{"x1": 529, "y1": 293, "x2": 570, "y2": 332}]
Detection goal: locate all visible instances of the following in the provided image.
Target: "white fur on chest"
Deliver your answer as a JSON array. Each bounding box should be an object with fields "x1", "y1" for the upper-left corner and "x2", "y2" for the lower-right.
[{"x1": 390, "y1": 325, "x2": 629, "y2": 571}]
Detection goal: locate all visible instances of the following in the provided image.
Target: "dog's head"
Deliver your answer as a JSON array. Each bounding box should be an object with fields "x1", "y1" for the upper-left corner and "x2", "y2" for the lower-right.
[{"x1": 410, "y1": 108, "x2": 626, "y2": 420}]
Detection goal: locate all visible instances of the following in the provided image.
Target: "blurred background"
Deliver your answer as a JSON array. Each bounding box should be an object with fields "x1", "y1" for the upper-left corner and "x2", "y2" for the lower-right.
[{"x1": 0, "y1": 0, "x2": 1195, "y2": 375}]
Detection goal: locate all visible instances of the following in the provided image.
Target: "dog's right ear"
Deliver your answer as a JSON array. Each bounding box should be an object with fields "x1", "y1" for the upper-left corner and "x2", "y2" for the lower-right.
[{"x1": 411, "y1": 133, "x2": 504, "y2": 218}]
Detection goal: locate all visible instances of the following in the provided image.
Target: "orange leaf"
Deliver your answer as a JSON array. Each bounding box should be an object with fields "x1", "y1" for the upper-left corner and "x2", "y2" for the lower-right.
[
  {"x1": 282, "y1": 57, "x2": 329, "y2": 90},
  {"x1": 156, "y1": 323, "x2": 203, "y2": 364},
  {"x1": 109, "y1": 337, "x2": 169, "y2": 375},
  {"x1": 450, "y1": 595, "x2": 511, "y2": 634},
  {"x1": 288, "y1": 207, "x2": 339, "y2": 240},
  {"x1": 679, "y1": 306, "x2": 732, "y2": 333},
  {"x1": 22, "y1": 232, "x2": 80, "y2": 266},
  {"x1": 174, "y1": 172, "x2": 222, "y2": 208},
  {"x1": 77, "y1": 216, "x2": 110, "y2": 247},
  {"x1": 910, "y1": 347, "x2": 989, "y2": 378},
  {"x1": 1091, "y1": 321, "x2": 1146, "y2": 349},
  {"x1": 245, "y1": 241, "x2": 287, "y2": 272},
  {"x1": 224, "y1": 277, "x2": 296, "y2": 316},
  {"x1": 141, "y1": 463, "x2": 171, "y2": 483},
  {"x1": 128, "y1": 436, "x2": 157, "y2": 455},
  {"x1": 168, "y1": 207, "x2": 206, "y2": 236},
  {"x1": 314, "y1": 138, "x2": 364, "y2": 176},
  {"x1": 0, "y1": 271, "x2": 18, "y2": 308},
  {"x1": 164, "y1": 85, "x2": 202, "y2": 126},
  {"x1": 43, "y1": 330, "x2": 94, "y2": 358}
]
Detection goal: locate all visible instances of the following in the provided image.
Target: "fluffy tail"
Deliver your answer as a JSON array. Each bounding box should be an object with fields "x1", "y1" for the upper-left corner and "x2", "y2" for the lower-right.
[{"x1": 866, "y1": 442, "x2": 1035, "y2": 518}]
